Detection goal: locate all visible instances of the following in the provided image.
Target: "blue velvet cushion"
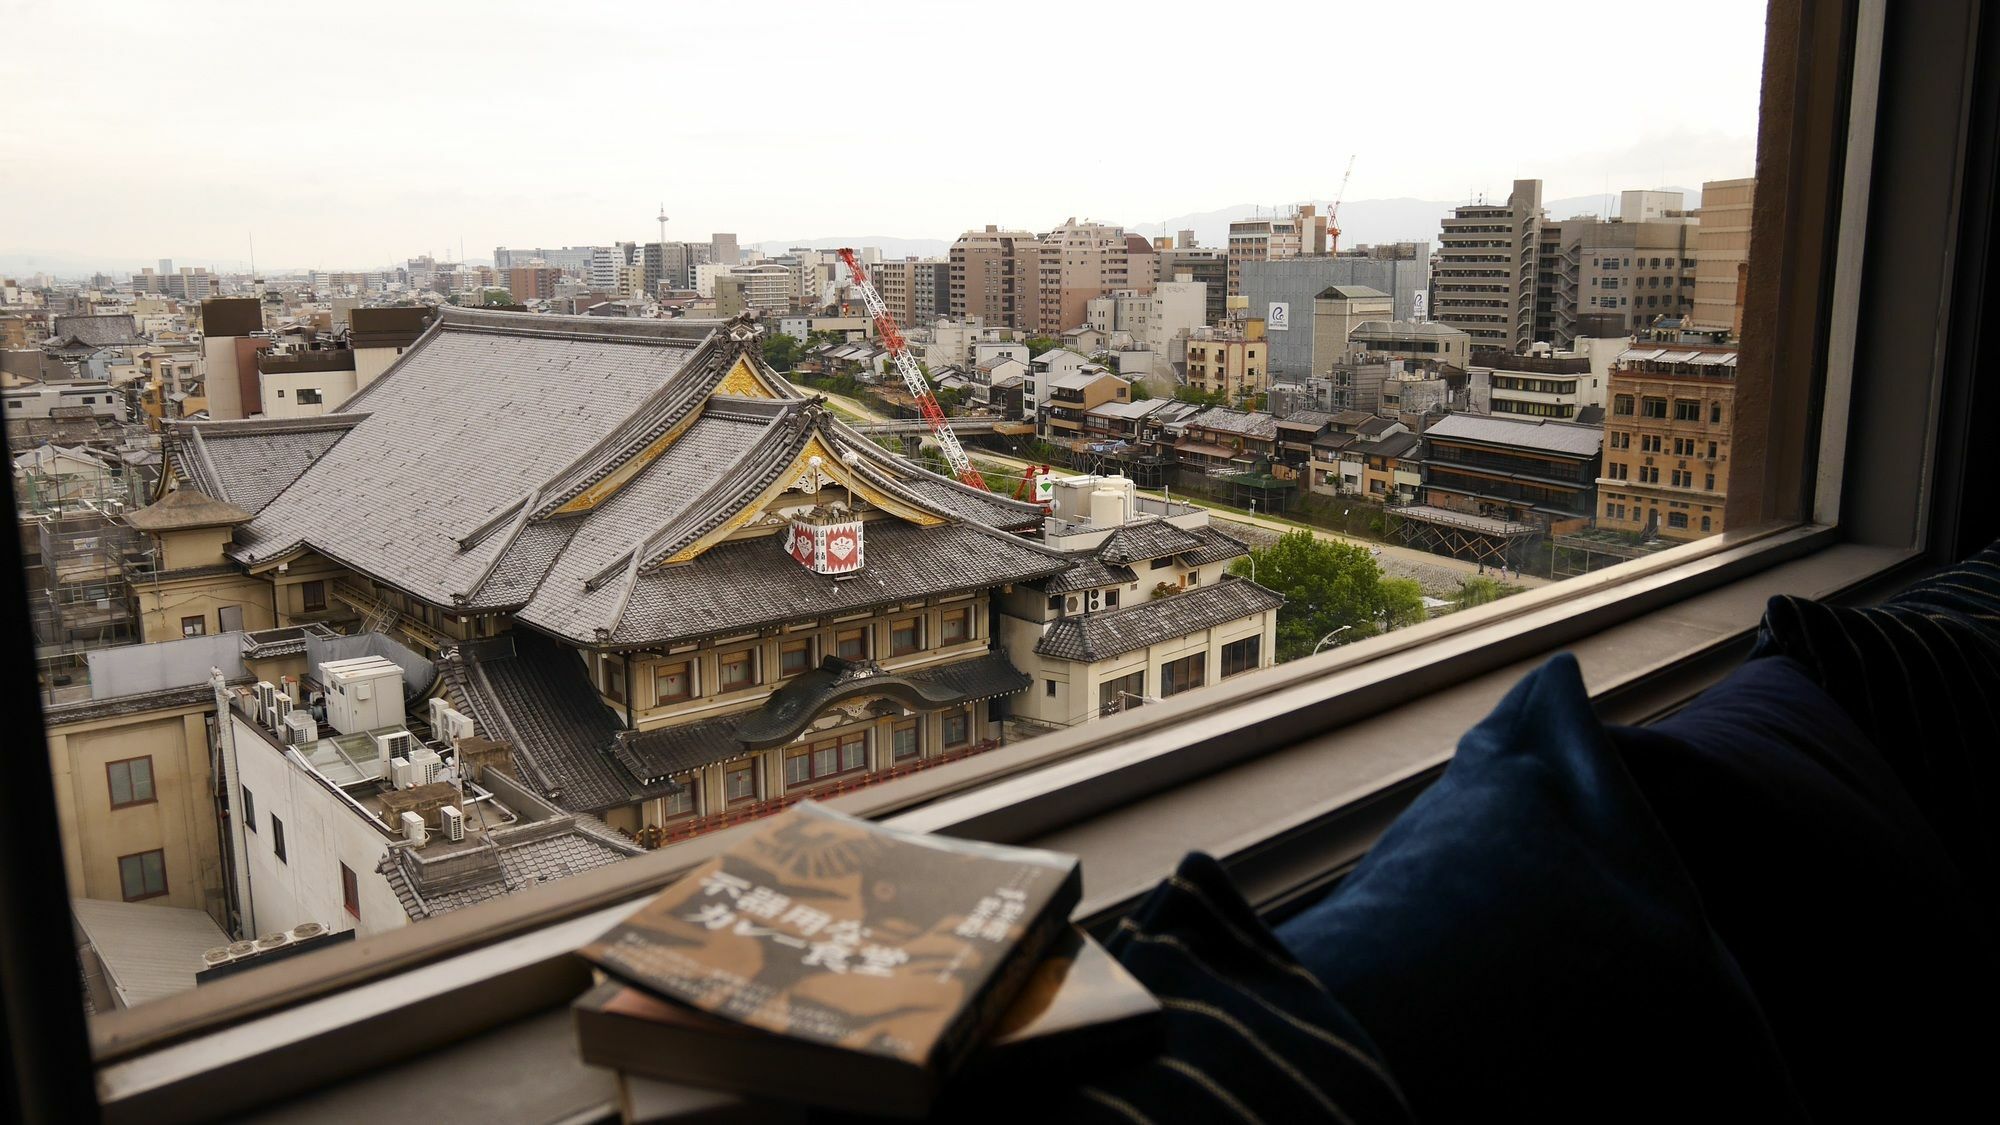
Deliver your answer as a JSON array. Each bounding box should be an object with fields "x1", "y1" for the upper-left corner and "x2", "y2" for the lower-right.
[
  {"x1": 1613, "y1": 655, "x2": 1994, "y2": 1122},
  {"x1": 1274, "y1": 654, "x2": 1804, "y2": 1123}
]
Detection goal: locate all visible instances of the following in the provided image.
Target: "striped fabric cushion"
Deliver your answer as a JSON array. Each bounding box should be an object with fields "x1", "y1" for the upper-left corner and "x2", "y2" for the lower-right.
[
  {"x1": 1754, "y1": 543, "x2": 2000, "y2": 897},
  {"x1": 1062, "y1": 853, "x2": 1414, "y2": 1125}
]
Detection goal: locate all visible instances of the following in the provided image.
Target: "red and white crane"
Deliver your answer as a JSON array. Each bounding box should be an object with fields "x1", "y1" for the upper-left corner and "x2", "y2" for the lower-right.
[
  {"x1": 1328, "y1": 154, "x2": 1356, "y2": 254},
  {"x1": 834, "y1": 247, "x2": 989, "y2": 491}
]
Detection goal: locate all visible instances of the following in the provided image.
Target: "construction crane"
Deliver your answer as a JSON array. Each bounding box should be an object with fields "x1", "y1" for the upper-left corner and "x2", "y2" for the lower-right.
[
  {"x1": 834, "y1": 248, "x2": 989, "y2": 491},
  {"x1": 1328, "y1": 154, "x2": 1356, "y2": 254}
]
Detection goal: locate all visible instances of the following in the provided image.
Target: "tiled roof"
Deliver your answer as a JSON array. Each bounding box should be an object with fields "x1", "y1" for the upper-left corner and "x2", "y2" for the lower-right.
[
  {"x1": 1423, "y1": 412, "x2": 1603, "y2": 458},
  {"x1": 229, "y1": 309, "x2": 1061, "y2": 644},
  {"x1": 1176, "y1": 525, "x2": 1251, "y2": 567},
  {"x1": 1044, "y1": 555, "x2": 1138, "y2": 593},
  {"x1": 1035, "y1": 579, "x2": 1283, "y2": 662},
  {"x1": 612, "y1": 649, "x2": 1030, "y2": 783},
  {"x1": 443, "y1": 629, "x2": 672, "y2": 814},
  {"x1": 171, "y1": 416, "x2": 362, "y2": 515},
  {"x1": 1370, "y1": 432, "x2": 1421, "y2": 459},
  {"x1": 550, "y1": 520, "x2": 1070, "y2": 648},
  {"x1": 1356, "y1": 417, "x2": 1401, "y2": 437},
  {"x1": 125, "y1": 487, "x2": 253, "y2": 531},
  {"x1": 1185, "y1": 407, "x2": 1279, "y2": 440},
  {"x1": 1098, "y1": 519, "x2": 1206, "y2": 564},
  {"x1": 1276, "y1": 411, "x2": 1338, "y2": 431},
  {"x1": 51, "y1": 315, "x2": 140, "y2": 347}
]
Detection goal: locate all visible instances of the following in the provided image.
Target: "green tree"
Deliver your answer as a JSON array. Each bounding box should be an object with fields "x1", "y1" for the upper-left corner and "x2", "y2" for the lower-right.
[
  {"x1": 1452, "y1": 576, "x2": 1507, "y2": 611},
  {"x1": 1130, "y1": 382, "x2": 1152, "y2": 400},
  {"x1": 761, "y1": 333, "x2": 803, "y2": 371},
  {"x1": 1025, "y1": 336, "x2": 1060, "y2": 358},
  {"x1": 1229, "y1": 531, "x2": 1424, "y2": 660}
]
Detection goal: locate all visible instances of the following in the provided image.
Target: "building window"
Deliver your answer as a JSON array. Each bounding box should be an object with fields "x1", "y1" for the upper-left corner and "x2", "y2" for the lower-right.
[
  {"x1": 297, "y1": 388, "x2": 324, "y2": 405},
  {"x1": 835, "y1": 626, "x2": 869, "y2": 660},
  {"x1": 1710, "y1": 402, "x2": 1724, "y2": 423},
  {"x1": 272, "y1": 816, "x2": 287, "y2": 863},
  {"x1": 118, "y1": 849, "x2": 168, "y2": 902},
  {"x1": 1160, "y1": 654, "x2": 1206, "y2": 697},
  {"x1": 1705, "y1": 473, "x2": 1717, "y2": 491},
  {"x1": 181, "y1": 615, "x2": 206, "y2": 637},
  {"x1": 1668, "y1": 512, "x2": 1690, "y2": 530},
  {"x1": 1641, "y1": 398, "x2": 1669, "y2": 419},
  {"x1": 724, "y1": 761, "x2": 757, "y2": 804},
  {"x1": 940, "y1": 607, "x2": 971, "y2": 645},
  {"x1": 779, "y1": 639, "x2": 813, "y2": 677},
  {"x1": 341, "y1": 863, "x2": 360, "y2": 920},
  {"x1": 942, "y1": 707, "x2": 971, "y2": 748},
  {"x1": 663, "y1": 780, "x2": 694, "y2": 817},
  {"x1": 1701, "y1": 516, "x2": 1713, "y2": 532},
  {"x1": 889, "y1": 616, "x2": 923, "y2": 656},
  {"x1": 242, "y1": 786, "x2": 256, "y2": 832},
  {"x1": 654, "y1": 660, "x2": 692, "y2": 704},
  {"x1": 718, "y1": 649, "x2": 756, "y2": 692},
  {"x1": 1221, "y1": 636, "x2": 1261, "y2": 678},
  {"x1": 892, "y1": 720, "x2": 920, "y2": 761},
  {"x1": 301, "y1": 580, "x2": 326, "y2": 612},
  {"x1": 1708, "y1": 441, "x2": 1719, "y2": 459},
  {"x1": 604, "y1": 660, "x2": 625, "y2": 704},
  {"x1": 1675, "y1": 399, "x2": 1701, "y2": 421},
  {"x1": 1099, "y1": 671, "x2": 1145, "y2": 715},
  {"x1": 1614, "y1": 395, "x2": 1634, "y2": 416},
  {"x1": 106, "y1": 756, "x2": 156, "y2": 809}
]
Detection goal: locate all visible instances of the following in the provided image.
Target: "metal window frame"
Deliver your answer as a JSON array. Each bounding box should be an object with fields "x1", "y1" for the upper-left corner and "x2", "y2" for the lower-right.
[{"x1": 11, "y1": 1, "x2": 1997, "y2": 1120}]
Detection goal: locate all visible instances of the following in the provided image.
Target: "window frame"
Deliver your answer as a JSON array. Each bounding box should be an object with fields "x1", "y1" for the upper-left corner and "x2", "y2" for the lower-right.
[
  {"x1": 340, "y1": 864, "x2": 360, "y2": 921},
  {"x1": 652, "y1": 659, "x2": 693, "y2": 705},
  {"x1": 105, "y1": 756, "x2": 156, "y2": 810},
  {"x1": 45, "y1": 4, "x2": 2000, "y2": 1119},
  {"x1": 116, "y1": 849, "x2": 168, "y2": 903},
  {"x1": 271, "y1": 816, "x2": 287, "y2": 864}
]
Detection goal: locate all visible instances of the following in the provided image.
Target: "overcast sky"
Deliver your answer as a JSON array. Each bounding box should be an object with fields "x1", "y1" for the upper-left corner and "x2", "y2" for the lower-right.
[{"x1": 2, "y1": 0, "x2": 1768, "y2": 271}]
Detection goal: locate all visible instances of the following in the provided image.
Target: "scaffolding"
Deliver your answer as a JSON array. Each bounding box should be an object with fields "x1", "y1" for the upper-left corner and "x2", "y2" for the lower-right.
[
  {"x1": 15, "y1": 454, "x2": 150, "y2": 667},
  {"x1": 1387, "y1": 504, "x2": 1542, "y2": 569}
]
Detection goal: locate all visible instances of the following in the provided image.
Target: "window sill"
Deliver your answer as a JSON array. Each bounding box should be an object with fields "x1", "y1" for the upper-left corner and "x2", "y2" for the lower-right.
[{"x1": 92, "y1": 527, "x2": 1917, "y2": 1122}]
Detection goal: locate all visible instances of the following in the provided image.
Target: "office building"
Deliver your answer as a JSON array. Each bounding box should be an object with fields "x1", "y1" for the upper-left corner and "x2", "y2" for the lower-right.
[{"x1": 1434, "y1": 179, "x2": 1544, "y2": 350}]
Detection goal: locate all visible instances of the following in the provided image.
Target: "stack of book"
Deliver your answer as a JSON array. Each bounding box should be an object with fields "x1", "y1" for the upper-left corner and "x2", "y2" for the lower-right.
[{"x1": 574, "y1": 802, "x2": 1162, "y2": 1122}]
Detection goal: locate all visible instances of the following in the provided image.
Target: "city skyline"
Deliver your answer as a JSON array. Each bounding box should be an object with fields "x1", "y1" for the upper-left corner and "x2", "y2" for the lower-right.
[{"x1": 4, "y1": 0, "x2": 1766, "y2": 270}]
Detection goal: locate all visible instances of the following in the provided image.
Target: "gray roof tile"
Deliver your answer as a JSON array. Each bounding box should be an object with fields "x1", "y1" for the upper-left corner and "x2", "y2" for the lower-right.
[{"x1": 1035, "y1": 579, "x2": 1283, "y2": 662}]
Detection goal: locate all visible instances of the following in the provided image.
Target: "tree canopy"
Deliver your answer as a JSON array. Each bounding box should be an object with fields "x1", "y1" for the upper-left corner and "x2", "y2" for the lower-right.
[
  {"x1": 1228, "y1": 531, "x2": 1428, "y2": 660},
  {"x1": 760, "y1": 333, "x2": 803, "y2": 371},
  {"x1": 1025, "y1": 336, "x2": 1061, "y2": 358}
]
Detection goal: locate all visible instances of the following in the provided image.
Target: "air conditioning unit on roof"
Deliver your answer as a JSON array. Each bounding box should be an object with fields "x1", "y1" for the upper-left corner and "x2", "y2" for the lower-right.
[
  {"x1": 440, "y1": 805, "x2": 465, "y2": 842},
  {"x1": 285, "y1": 711, "x2": 319, "y2": 746}
]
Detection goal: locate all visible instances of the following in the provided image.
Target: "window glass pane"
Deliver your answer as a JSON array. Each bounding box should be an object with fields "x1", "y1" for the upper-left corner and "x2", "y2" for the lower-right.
[
  {"x1": 780, "y1": 640, "x2": 811, "y2": 676},
  {"x1": 108, "y1": 761, "x2": 133, "y2": 806},
  {"x1": 655, "y1": 662, "x2": 691, "y2": 702},
  {"x1": 893, "y1": 721, "x2": 919, "y2": 760},
  {"x1": 836, "y1": 628, "x2": 867, "y2": 659},
  {"x1": 841, "y1": 734, "x2": 866, "y2": 772}
]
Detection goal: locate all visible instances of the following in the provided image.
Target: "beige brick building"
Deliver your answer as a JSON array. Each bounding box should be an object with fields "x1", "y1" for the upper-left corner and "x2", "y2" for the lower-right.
[
  {"x1": 949, "y1": 226, "x2": 1040, "y2": 329},
  {"x1": 1597, "y1": 342, "x2": 1738, "y2": 541},
  {"x1": 1689, "y1": 178, "x2": 1755, "y2": 335}
]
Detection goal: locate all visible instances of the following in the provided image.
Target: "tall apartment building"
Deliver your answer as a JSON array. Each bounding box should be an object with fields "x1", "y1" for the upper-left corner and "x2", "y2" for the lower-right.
[
  {"x1": 949, "y1": 226, "x2": 1039, "y2": 330},
  {"x1": 505, "y1": 267, "x2": 560, "y2": 303},
  {"x1": 1434, "y1": 179, "x2": 1544, "y2": 351},
  {"x1": 1226, "y1": 205, "x2": 1327, "y2": 295},
  {"x1": 1156, "y1": 248, "x2": 1229, "y2": 324},
  {"x1": 1597, "y1": 342, "x2": 1738, "y2": 542},
  {"x1": 868, "y1": 258, "x2": 949, "y2": 329},
  {"x1": 713, "y1": 264, "x2": 794, "y2": 317},
  {"x1": 1689, "y1": 178, "x2": 1755, "y2": 335},
  {"x1": 642, "y1": 242, "x2": 710, "y2": 294},
  {"x1": 1536, "y1": 217, "x2": 1698, "y2": 346},
  {"x1": 710, "y1": 233, "x2": 740, "y2": 267},
  {"x1": 1033, "y1": 219, "x2": 1154, "y2": 335}
]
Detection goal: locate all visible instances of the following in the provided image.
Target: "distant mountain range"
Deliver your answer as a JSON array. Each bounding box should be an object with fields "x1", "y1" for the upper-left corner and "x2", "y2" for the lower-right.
[{"x1": 9, "y1": 189, "x2": 1705, "y2": 281}]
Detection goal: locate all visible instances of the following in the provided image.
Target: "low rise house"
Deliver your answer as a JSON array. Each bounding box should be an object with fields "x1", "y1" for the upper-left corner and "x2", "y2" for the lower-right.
[
  {"x1": 1040, "y1": 366, "x2": 1130, "y2": 443},
  {"x1": 999, "y1": 475, "x2": 1279, "y2": 727},
  {"x1": 1416, "y1": 412, "x2": 1603, "y2": 529},
  {"x1": 1169, "y1": 407, "x2": 1279, "y2": 472}
]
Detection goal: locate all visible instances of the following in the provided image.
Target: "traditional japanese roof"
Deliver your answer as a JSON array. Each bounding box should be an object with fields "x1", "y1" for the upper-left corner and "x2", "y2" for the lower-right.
[
  {"x1": 221, "y1": 307, "x2": 1064, "y2": 647},
  {"x1": 1044, "y1": 555, "x2": 1139, "y2": 593},
  {"x1": 441, "y1": 630, "x2": 672, "y2": 813},
  {"x1": 51, "y1": 314, "x2": 141, "y2": 348},
  {"x1": 1183, "y1": 407, "x2": 1279, "y2": 440},
  {"x1": 125, "y1": 487, "x2": 254, "y2": 531},
  {"x1": 611, "y1": 649, "x2": 1029, "y2": 784},
  {"x1": 1035, "y1": 579, "x2": 1283, "y2": 663},
  {"x1": 1097, "y1": 519, "x2": 1207, "y2": 564},
  {"x1": 169, "y1": 416, "x2": 361, "y2": 514},
  {"x1": 1275, "y1": 410, "x2": 1338, "y2": 432},
  {"x1": 1368, "y1": 432, "x2": 1421, "y2": 460},
  {"x1": 1422, "y1": 412, "x2": 1603, "y2": 458},
  {"x1": 1355, "y1": 417, "x2": 1402, "y2": 438},
  {"x1": 1176, "y1": 525, "x2": 1252, "y2": 567}
]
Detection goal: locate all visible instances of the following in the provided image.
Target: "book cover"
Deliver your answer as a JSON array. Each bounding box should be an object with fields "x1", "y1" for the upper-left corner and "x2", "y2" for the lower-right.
[
  {"x1": 577, "y1": 801, "x2": 1082, "y2": 1102},
  {"x1": 584, "y1": 924, "x2": 1160, "y2": 1112}
]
